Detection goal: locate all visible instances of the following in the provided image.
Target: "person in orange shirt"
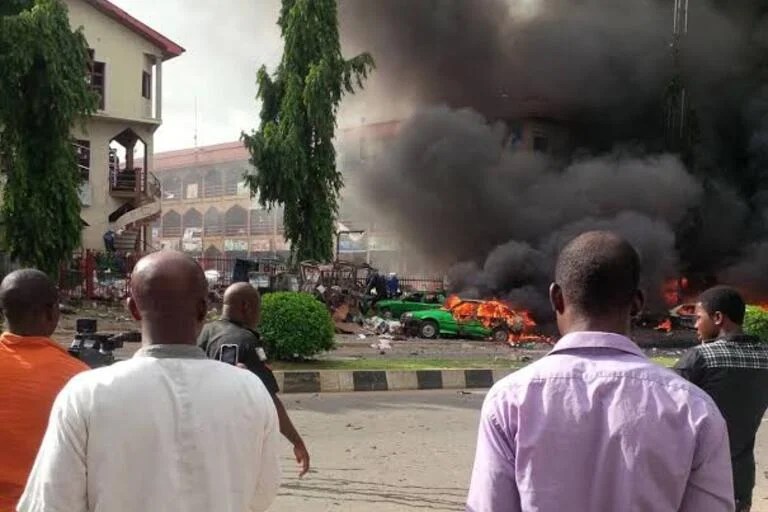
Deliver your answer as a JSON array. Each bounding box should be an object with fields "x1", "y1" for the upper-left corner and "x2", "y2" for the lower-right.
[{"x1": 0, "y1": 269, "x2": 88, "y2": 511}]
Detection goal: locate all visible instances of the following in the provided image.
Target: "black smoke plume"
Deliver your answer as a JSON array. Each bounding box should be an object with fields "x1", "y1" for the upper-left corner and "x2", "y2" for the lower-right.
[{"x1": 337, "y1": 0, "x2": 768, "y2": 316}]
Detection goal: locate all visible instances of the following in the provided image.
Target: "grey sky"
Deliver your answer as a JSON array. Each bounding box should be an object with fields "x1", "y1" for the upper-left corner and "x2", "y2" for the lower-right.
[{"x1": 110, "y1": 0, "x2": 283, "y2": 152}]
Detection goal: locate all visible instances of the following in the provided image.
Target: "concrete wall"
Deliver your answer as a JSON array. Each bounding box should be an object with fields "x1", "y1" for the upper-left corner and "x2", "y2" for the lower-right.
[
  {"x1": 63, "y1": 0, "x2": 167, "y2": 250},
  {"x1": 64, "y1": 0, "x2": 162, "y2": 122},
  {"x1": 72, "y1": 119, "x2": 155, "y2": 250}
]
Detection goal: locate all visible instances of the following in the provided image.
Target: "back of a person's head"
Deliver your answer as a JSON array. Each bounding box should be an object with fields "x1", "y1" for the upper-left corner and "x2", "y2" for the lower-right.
[
  {"x1": 698, "y1": 285, "x2": 746, "y2": 325},
  {"x1": 554, "y1": 231, "x2": 641, "y2": 316},
  {"x1": 129, "y1": 250, "x2": 208, "y2": 343},
  {"x1": 0, "y1": 268, "x2": 59, "y2": 336}
]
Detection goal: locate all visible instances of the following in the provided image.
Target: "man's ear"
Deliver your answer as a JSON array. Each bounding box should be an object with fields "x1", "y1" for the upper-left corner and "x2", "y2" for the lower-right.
[
  {"x1": 127, "y1": 297, "x2": 142, "y2": 321},
  {"x1": 549, "y1": 283, "x2": 565, "y2": 314},
  {"x1": 197, "y1": 298, "x2": 208, "y2": 323},
  {"x1": 630, "y1": 289, "x2": 645, "y2": 317},
  {"x1": 712, "y1": 311, "x2": 724, "y2": 327}
]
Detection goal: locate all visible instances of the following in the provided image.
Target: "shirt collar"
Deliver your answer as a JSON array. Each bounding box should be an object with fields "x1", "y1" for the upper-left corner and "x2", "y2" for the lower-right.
[
  {"x1": 133, "y1": 344, "x2": 207, "y2": 360},
  {"x1": 0, "y1": 332, "x2": 72, "y2": 355},
  {"x1": 720, "y1": 334, "x2": 761, "y2": 344},
  {"x1": 549, "y1": 331, "x2": 646, "y2": 359},
  {"x1": 219, "y1": 317, "x2": 259, "y2": 336}
]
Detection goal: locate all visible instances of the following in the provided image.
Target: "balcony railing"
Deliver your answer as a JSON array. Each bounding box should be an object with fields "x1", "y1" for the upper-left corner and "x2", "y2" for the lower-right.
[
  {"x1": 224, "y1": 224, "x2": 248, "y2": 236},
  {"x1": 110, "y1": 167, "x2": 145, "y2": 194},
  {"x1": 162, "y1": 226, "x2": 181, "y2": 237},
  {"x1": 147, "y1": 172, "x2": 161, "y2": 200},
  {"x1": 204, "y1": 225, "x2": 223, "y2": 236}
]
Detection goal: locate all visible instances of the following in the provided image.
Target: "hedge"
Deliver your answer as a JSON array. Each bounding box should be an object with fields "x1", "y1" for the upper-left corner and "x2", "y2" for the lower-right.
[
  {"x1": 744, "y1": 305, "x2": 768, "y2": 343},
  {"x1": 260, "y1": 292, "x2": 335, "y2": 360}
]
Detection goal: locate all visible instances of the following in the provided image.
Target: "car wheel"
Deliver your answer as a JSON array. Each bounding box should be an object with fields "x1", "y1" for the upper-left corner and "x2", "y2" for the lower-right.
[
  {"x1": 380, "y1": 308, "x2": 393, "y2": 320},
  {"x1": 420, "y1": 320, "x2": 439, "y2": 340},
  {"x1": 491, "y1": 326, "x2": 509, "y2": 343}
]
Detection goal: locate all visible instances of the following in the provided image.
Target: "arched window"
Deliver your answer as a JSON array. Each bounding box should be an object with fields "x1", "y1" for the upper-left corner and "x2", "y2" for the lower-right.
[
  {"x1": 204, "y1": 207, "x2": 222, "y2": 236},
  {"x1": 182, "y1": 208, "x2": 202, "y2": 229},
  {"x1": 224, "y1": 205, "x2": 247, "y2": 236},
  {"x1": 161, "y1": 210, "x2": 181, "y2": 237},
  {"x1": 249, "y1": 208, "x2": 273, "y2": 235}
]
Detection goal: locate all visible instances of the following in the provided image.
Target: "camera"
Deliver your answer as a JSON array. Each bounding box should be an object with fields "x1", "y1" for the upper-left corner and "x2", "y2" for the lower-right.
[{"x1": 68, "y1": 318, "x2": 127, "y2": 368}]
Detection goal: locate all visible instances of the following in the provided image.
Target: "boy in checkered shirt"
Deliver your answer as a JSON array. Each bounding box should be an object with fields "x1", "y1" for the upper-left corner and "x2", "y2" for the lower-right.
[{"x1": 675, "y1": 286, "x2": 768, "y2": 512}]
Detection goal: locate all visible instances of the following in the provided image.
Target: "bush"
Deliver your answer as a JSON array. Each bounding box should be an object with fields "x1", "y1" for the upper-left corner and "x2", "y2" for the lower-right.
[
  {"x1": 260, "y1": 292, "x2": 335, "y2": 360},
  {"x1": 744, "y1": 306, "x2": 768, "y2": 342}
]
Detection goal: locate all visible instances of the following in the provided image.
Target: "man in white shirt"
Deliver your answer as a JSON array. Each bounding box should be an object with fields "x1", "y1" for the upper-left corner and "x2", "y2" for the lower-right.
[{"x1": 17, "y1": 250, "x2": 281, "y2": 512}]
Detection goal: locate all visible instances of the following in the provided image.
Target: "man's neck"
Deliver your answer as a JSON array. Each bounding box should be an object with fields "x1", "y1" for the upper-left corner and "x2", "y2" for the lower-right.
[
  {"x1": 140, "y1": 327, "x2": 198, "y2": 346},
  {"x1": 560, "y1": 317, "x2": 631, "y2": 337},
  {"x1": 718, "y1": 326, "x2": 744, "y2": 339},
  {"x1": 6, "y1": 326, "x2": 50, "y2": 338}
]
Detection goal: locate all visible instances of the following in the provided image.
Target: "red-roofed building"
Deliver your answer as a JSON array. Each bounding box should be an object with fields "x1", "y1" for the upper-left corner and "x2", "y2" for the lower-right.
[
  {"x1": 151, "y1": 121, "x2": 411, "y2": 269},
  {"x1": 64, "y1": 0, "x2": 184, "y2": 251}
]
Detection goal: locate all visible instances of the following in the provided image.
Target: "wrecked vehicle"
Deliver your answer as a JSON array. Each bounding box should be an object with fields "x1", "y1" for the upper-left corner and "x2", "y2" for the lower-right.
[
  {"x1": 373, "y1": 291, "x2": 446, "y2": 319},
  {"x1": 669, "y1": 303, "x2": 697, "y2": 330},
  {"x1": 402, "y1": 296, "x2": 535, "y2": 343}
]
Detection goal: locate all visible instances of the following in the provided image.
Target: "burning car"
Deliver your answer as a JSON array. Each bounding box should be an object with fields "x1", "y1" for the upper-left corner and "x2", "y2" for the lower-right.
[
  {"x1": 651, "y1": 303, "x2": 697, "y2": 333},
  {"x1": 669, "y1": 303, "x2": 697, "y2": 330},
  {"x1": 373, "y1": 291, "x2": 446, "y2": 319},
  {"x1": 402, "y1": 295, "x2": 535, "y2": 343}
]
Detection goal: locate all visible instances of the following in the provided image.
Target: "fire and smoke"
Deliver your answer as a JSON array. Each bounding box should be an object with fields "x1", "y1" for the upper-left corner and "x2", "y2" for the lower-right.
[{"x1": 337, "y1": 0, "x2": 768, "y2": 318}]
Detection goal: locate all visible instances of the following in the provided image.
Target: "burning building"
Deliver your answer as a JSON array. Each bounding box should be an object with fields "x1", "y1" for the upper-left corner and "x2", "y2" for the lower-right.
[{"x1": 335, "y1": 0, "x2": 768, "y2": 320}]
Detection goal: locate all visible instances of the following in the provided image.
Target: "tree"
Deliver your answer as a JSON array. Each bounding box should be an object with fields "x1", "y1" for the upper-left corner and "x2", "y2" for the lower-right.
[
  {"x1": 242, "y1": 0, "x2": 374, "y2": 263},
  {"x1": 0, "y1": 0, "x2": 96, "y2": 275}
]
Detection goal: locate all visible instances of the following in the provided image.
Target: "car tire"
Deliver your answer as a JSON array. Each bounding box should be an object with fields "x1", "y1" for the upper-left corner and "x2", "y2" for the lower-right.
[
  {"x1": 380, "y1": 308, "x2": 393, "y2": 320},
  {"x1": 420, "y1": 320, "x2": 439, "y2": 340},
  {"x1": 491, "y1": 326, "x2": 509, "y2": 343}
]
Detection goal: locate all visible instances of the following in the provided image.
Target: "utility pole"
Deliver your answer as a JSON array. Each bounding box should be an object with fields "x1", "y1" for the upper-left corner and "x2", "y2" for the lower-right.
[
  {"x1": 193, "y1": 96, "x2": 199, "y2": 149},
  {"x1": 667, "y1": 0, "x2": 689, "y2": 148}
]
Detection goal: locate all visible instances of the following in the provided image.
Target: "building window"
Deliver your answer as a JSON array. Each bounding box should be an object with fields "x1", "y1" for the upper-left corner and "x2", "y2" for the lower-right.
[
  {"x1": 88, "y1": 49, "x2": 106, "y2": 110},
  {"x1": 142, "y1": 71, "x2": 152, "y2": 99},
  {"x1": 73, "y1": 140, "x2": 90, "y2": 181}
]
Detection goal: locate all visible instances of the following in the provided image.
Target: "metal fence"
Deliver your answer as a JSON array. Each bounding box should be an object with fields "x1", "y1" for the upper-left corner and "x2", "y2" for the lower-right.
[
  {"x1": 58, "y1": 251, "x2": 446, "y2": 302},
  {"x1": 59, "y1": 251, "x2": 138, "y2": 301},
  {"x1": 399, "y1": 276, "x2": 446, "y2": 292}
]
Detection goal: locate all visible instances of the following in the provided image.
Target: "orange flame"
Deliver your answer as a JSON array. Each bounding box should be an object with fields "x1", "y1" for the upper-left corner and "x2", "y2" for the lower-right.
[
  {"x1": 662, "y1": 278, "x2": 682, "y2": 307},
  {"x1": 444, "y1": 295, "x2": 539, "y2": 345},
  {"x1": 444, "y1": 294, "x2": 462, "y2": 310},
  {"x1": 655, "y1": 318, "x2": 672, "y2": 333}
]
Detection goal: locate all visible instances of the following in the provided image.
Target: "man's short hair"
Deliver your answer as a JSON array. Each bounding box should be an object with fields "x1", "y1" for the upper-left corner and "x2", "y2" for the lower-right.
[
  {"x1": 698, "y1": 286, "x2": 746, "y2": 325},
  {"x1": 0, "y1": 269, "x2": 58, "y2": 323},
  {"x1": 554, "y1": 231, "x2": 641, "y2": 315}
]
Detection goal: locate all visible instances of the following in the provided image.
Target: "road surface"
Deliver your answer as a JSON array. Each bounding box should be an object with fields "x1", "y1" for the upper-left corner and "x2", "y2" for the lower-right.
[{"x1": 273, "y1": 390, "x2": 768, "y2": 511}]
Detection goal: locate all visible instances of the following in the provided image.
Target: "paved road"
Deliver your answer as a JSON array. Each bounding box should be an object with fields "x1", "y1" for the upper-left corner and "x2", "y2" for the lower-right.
[{"x1": 273, "y1": 390, "x2": 768, "y2": 512}]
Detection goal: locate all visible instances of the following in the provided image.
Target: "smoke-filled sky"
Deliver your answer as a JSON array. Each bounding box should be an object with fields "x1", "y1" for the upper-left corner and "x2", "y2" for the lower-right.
[{"x1": 341, "y1": 0, "x2": 768, "y2": 313}]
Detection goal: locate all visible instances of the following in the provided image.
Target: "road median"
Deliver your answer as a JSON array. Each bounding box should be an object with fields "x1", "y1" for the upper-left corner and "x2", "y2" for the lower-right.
[
  {"x1": 274, "y1": 368, "x2": 516, "y2": 393},
  {"x1": 272, "y1": 355, "x2": 677, "y2": 393}
]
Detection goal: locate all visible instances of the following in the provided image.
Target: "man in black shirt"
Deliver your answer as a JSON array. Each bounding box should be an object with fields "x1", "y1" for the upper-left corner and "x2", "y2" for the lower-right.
[
  {"x1": 675, "y1": 286, "x2": 768, "y2": 511},
  {"x1": 199, "y1": 283, "x2": 310, "y2": 477}
]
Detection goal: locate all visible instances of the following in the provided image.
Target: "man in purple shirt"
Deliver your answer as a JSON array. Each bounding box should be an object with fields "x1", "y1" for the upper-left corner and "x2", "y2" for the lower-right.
[{"x1": 466, "y1": 231, "x2": 733, "y2": 512}]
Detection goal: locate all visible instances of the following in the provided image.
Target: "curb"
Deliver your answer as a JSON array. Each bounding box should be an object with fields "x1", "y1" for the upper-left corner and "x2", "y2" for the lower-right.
[{"x1": 273, "y1": 368, "x2": 515, "y2": 394}]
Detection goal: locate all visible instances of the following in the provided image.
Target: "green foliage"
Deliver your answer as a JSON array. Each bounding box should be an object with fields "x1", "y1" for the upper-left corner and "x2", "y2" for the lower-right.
[
  {"x1": 743, "y1": 306, "x2": 768, "y2": 342},
  {"x1": 0, "y1": 0, "x2": 96, "y2": 276},
  {"x1": 242, "y1": 0, "x2": 374, "y2": 263},
  {"x1": 260, "y1": 291, "x2": 335, "y2": 360}
]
